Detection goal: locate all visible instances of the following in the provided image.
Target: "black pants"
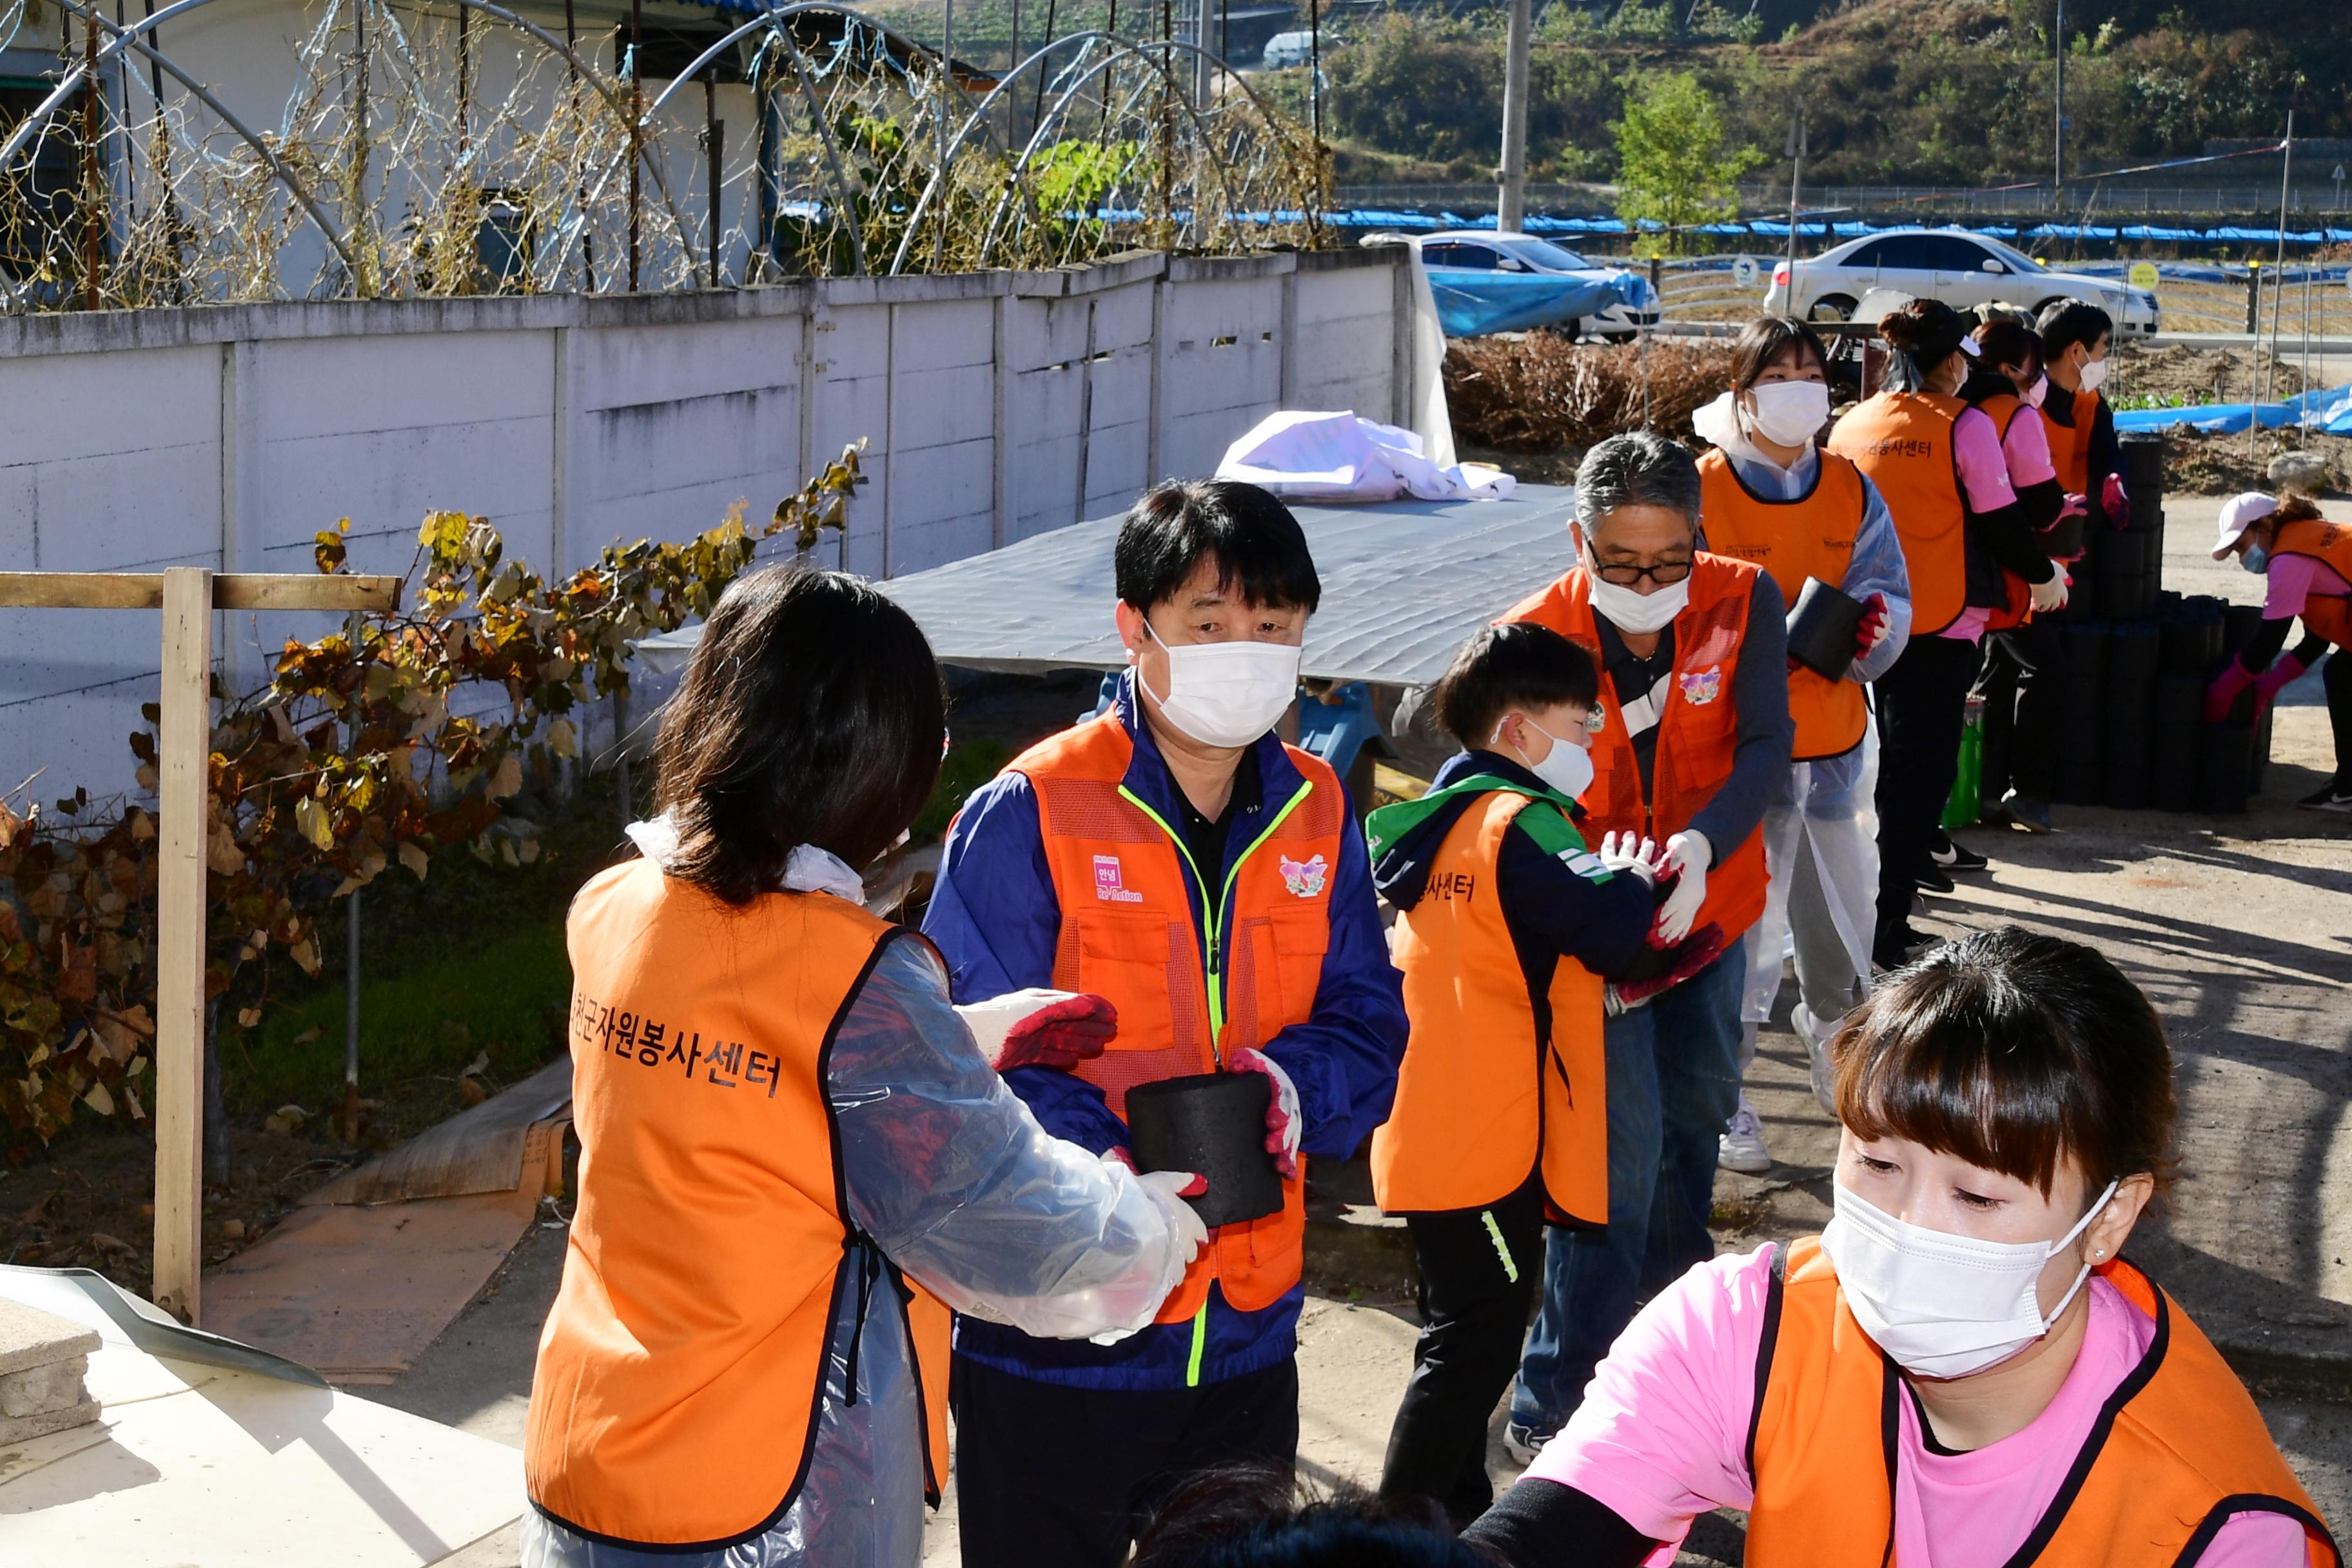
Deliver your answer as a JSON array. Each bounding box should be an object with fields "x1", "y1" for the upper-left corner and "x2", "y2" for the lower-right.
[
  {"x1": 2328, "y1": 651, "x2": 2352, "y2": 789},
  {"x1": 1378, "y1": 1177, "x2": 1546, "y2": 1525},
  {"x1": 1872, "y1": 635, "x2": 1979, "y2": 957},
  {"x1": 952, "y1": 1353, "x2": 1299, "y2": 1568},
  {"x1": 1982, "y1": 620, "x2": 2065, "y2": 801}
]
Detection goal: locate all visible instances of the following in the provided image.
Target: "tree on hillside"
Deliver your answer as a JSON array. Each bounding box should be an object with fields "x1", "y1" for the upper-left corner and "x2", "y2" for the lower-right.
[{"x1": 1612, "y1": 72, "x2": 1761, "y2": 255}]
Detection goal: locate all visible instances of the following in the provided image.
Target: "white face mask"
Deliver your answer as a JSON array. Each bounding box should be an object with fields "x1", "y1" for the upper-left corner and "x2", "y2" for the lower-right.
[
  {"x1": 1743, "y1": 380, "x2": 1832, "y2": 447},
  {"x1": 1137, "y1": 620, "x2": 1302, "y2": 749},
  {"x1": 1496, "y1": 716, "x2": 1595, "y2": 802},
  {"x1": 2022, "y1": 373, "x2": 2049, "y2": 409},
  {"x1": 1586, "y1": 571, "x2": 1690, "y2": 635},
  {"x1": 1821, "y1": 1176, "x2": 2120, "y2": 1380},
  {"x1": 2078, "y1": 355, "x2": 2110, "y2": 393}
]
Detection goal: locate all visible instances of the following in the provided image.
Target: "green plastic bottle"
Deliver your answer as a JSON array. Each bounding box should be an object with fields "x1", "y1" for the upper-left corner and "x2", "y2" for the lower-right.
[{"x1": 1942, "y1": 695, "x2": 1985, "y2": 830}]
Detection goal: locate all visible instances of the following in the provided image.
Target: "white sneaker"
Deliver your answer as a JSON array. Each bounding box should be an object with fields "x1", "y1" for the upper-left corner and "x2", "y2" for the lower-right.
[
  {"x1": 1718, "y1": 1097, "x2": 1772, "y2": 1174},
  {"x1": 1792, "y1": 1004, "x2": 1838, "y2": 1114},
  {"x1": 1503, "y1": 1421, "x2": 1552, "y2": 1465}
]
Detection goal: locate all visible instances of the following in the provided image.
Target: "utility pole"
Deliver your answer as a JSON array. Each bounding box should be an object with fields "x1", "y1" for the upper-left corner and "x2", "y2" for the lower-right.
[
  {"x1": 2052, "y1": 0, "x2": 2064, "y2": 208},
  {"x1": 2260, "y1": 111, "x2": 2293, "y2": 412},
  {"x1": 1195, "y1": 0, "x2": 1215, "y2": 106},
  {"x1": 1785, "y1": 104, "x2": 1805, "y2": 315},
  {"x1": 1497, "y1": 0, "x2": 1531, "y2": 233}
]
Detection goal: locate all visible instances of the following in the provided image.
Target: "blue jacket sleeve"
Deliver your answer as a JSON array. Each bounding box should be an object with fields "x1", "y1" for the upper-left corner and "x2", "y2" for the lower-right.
[
  {"x1": 923, "y1": 772, "x2": 1131, "y2": 1153},
  {"x1": 923, "y1": 772, "x2": 1060, "y2": 1003},
  {"x1": 1842, "y1": 477, "x2": 1914, "y2": 685},
  {"x1": 1260, "y1": 812, "x2": 1409, "y2": 1161}
]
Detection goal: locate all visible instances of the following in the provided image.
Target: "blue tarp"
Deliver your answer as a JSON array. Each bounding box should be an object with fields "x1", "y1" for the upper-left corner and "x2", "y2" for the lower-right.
[
  {"x1": 2114, "y1": 384, "x2": 2352, "y2": 436},
  {"x1": 1424, "y1": 266, "x2": 1654, "y2": 337}
]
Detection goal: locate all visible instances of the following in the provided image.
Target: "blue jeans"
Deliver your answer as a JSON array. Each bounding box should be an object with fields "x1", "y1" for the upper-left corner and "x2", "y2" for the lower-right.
[{"x1": 1510, "y1": 952, "x2": 1744, "y2": 1434}]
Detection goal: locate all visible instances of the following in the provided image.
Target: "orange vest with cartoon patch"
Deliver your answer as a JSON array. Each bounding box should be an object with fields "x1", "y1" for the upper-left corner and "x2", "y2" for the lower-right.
[
  {"x1": 2273, "y1": 516, "x2": 2352, "y2": 648},
  {"x1": 1504, "y1": 556, "x2": 1770, "y2": 943},
  {"x1": 1828, "y1": 391, "x2": 1969, "y2": 637},
  {"x1": 1698, "y1": 446, "x2": 1871, "y2": 761},
  {"x1": 1372, "y1": 788, "x2": 1607, "y2": 1224},
  {"x1": 529, "y1": 861, "x2": 953, "y2": 1547},
  {"x1": 1747, "y1": 1236, "x2": 2339, "y2": 1568},
  {"x1": 1011, "y1": 716, "x2": 1345, "y2": 1322}
]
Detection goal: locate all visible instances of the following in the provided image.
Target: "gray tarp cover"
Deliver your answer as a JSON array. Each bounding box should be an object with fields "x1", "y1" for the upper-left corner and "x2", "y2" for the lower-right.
[{"x1": 634, "y1": 484, "x2": 1578, "y2": 690}]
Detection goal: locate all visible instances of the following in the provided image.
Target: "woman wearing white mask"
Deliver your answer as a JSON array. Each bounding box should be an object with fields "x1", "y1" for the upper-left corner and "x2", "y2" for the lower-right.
[
  {"x1": 1692, "y1": 316, "x2": 1912, "y2": 1171},
  {"x1": 923, "y1": 478, "x2": 1408, "y2": 1568},
  {"x1": 1364, "y1": 622, "x2": 1724, "y2": 1526},
  {"x1": 1464, "y1": 926, "x2": 2337, "y2": 1567}
]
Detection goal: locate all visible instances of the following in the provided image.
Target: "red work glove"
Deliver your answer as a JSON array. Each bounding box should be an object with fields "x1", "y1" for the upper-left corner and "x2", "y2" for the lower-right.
[
  {"x1": 1228, "y1": 1046, "x2": 1302, "y2": 1181},
  {"x1": 1607, "y1": 923, "x2": 1729, "y2": 1013},
  {"x1": 2204, "y1": 660, "x2": 2258, "y2": 724},
  {"x1": 957, "y1": 990, "x2": 1119, "y2": 1072},
  {"x1": 1854, "y1": 592, "x2": 1891, "y2": 662},
  {"x1": 2254, "y1": 653, "x2": 2311, "y2": 712},
  {"x1": 2102, "y1": 473, "x2": 2130, "y2": 530}
]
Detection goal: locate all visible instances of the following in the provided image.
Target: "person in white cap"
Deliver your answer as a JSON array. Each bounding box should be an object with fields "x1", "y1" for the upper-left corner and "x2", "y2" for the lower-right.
[{"x1": 2206, "y1": 490, "x2": 2352, "y2": 810}]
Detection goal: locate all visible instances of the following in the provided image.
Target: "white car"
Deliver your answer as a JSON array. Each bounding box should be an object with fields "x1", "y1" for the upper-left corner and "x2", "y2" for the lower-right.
[
  {"x1": 1763, "y1": 228, "x2": 2159, "y2": 337},
  {"x1": 1260, "y1": 30, "x2": 1315, "y2": 68},
  {"x1": 1404, "y1": 231, "x2": 1661, "y2": 342}
]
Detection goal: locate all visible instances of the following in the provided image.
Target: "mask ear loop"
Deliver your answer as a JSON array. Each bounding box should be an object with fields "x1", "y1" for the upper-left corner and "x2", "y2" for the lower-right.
[{"x1": 2035, "y1": 1179, "x2": 2123, "y2": 1329}]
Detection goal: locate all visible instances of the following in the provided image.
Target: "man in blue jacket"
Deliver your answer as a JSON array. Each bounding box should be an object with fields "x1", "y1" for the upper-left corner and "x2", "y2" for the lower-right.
[{"x1": 925, "y1": 478, "x2": 1407, "y2": 1567}]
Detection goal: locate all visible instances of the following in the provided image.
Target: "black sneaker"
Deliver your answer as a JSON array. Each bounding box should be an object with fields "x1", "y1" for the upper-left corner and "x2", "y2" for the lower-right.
[
  {"x1": 1929, "y1": 832, "x2": 1989, "y2": 873},
  {"x1": 1916, "y1": 867, "x2": 1956, "y2": 894},
  {"x1": 1873, "y1": 925, "x2": 1937, "y2": 970},
  {"x1": 2298, "y1": 783, "x2": 2352, "y2": 813}
]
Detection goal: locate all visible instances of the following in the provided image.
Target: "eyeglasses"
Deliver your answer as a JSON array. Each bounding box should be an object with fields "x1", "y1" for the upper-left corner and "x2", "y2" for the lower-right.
[{"x1": 1585, "y1": 554, "x2": 1694, "y2": 588}]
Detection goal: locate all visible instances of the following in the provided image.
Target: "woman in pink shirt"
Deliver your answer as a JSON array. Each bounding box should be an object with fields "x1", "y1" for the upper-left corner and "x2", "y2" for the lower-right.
[
  {"x1": 2207, "y1": 491, "x2": 2352, "y2": 812},
  {"x1": 1462, "y1": 927, "x2": 2336, "y2": 1568}
]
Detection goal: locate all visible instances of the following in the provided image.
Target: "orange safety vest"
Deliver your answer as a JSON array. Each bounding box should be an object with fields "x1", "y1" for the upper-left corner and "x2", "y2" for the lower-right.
[
  {"x1": 528, "y1": 860, "x2": 953, "y2": 1547},
  {"x1": 1011, "y1": 714, "x2": 1346, "y2": 1325},
  {"x1": 2272, "y1": 516, "x2": 2352, "y2": 649},
  {"x1": 1828, "y1": 391, "x2": 1969, "y2": 637},
  {"x1": 1975, "y1": 392, "x2": 2038, "y2": 634},
  {"x1": 1371, "y1": 787, "x2": 1606, "y2": 1224},
  {"x1": 2041, "y1": 386, "x2": 2104, "y2": 497},
  {"x1": 1747, "y1": 1236, "x2": 2340, "y2": 1568},
  {"x1": 1698, "y1": 446, "x2": 1870, "y2": 761},
  {"x1": 1504, "y1": 556, "x2": 1770, "y2": 943}
]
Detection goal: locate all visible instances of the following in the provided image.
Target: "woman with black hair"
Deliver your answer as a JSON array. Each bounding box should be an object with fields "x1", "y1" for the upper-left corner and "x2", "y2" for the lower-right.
[
  {"x1": 1465, "y1": 928, "x2": 2338, "y2": 1567},
  {"x1": 524, "y1": 566, "x2": 1208, "y2": 1568},
  {"x1": 1962, "y1": 314, "x2": 2081, "y2": 834},
  {"x1": 1828, "y1": 300, "x2": 2046, "y2": 966},
  {"x1": 1692, "y1": 315, "x2": 1911, "y2": 1153}
]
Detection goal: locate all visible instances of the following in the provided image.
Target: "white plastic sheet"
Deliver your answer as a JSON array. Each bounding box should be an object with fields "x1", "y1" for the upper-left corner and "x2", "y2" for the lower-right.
[{"x1": 1216, "y1": 410, "x2": 1516, "y2": 505}]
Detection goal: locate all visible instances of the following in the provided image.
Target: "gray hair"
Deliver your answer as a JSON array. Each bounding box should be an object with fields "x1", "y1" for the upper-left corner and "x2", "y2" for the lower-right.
[{"x1": 1573, "y1": 431, "x2": 1701, "y2": 536}]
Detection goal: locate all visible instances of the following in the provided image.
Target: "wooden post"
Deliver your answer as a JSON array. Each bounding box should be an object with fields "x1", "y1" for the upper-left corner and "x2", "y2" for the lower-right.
[
  {"x1": 152, "y1": 566, "x2": 212, "y2": 1323},
  {"x1": 0, "y1": 569, "x2": 399, "y2": 1326}
]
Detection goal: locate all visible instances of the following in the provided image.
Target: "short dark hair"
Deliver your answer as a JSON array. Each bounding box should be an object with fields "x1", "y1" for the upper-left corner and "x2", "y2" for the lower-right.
[
  {"x1": 1115, "y1": 480, "x2": 1322, "y2": 615},
  {"x1": 2037, "y1": 299, "x2": 2113, "y2": 363},
  {"x1": 1972, "y1": 316, "x2": 2043, "y2": 379},
  {"x1": 1132, "y1": 1466, "x2": 1489, "y2": 1568},
  {"x1": 1830, "y1": 926, "x2": 2178, "y2": 1200},
  {"x1": 652, "y1": 566, "x2": 945, "y2": 905},
  {"x1": 1573, "y1": 431, "x2": 1701, "y2": 534},
  {"x1": 1730, "y1": 315, "x2": 1832, "y2": 392},
  {"x1": 1433, "y1": 623, "x2": 1600, "y2": 752}
]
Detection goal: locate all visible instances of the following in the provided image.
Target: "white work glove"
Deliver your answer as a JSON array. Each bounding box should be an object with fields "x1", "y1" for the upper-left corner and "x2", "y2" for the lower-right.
[
  {"x1": 1086, "y1": 1157, "x2": 1211, "y2": 1345},
  {"x1": 952, "y1": 988, "x2": 1117, "y2": 1072},
  {"x1": 1228, "y1": 1046, "x2": 1303, "y2": 1180},
  {"x1": 2029, "y1": 563, "x2": 2070, "y2": 614},
  {"x1": 1596, "y1": 830, "x2": 1663, "y2": 887},
  {"x1": 1656, "y1": 830, "x2": 1712, "y2": 945}
]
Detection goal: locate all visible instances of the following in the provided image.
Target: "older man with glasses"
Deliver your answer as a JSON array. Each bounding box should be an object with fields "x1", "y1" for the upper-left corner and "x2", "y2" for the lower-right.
[{"x1": 1496, "y1": 431, "x2": 1794, "y2": 1458}]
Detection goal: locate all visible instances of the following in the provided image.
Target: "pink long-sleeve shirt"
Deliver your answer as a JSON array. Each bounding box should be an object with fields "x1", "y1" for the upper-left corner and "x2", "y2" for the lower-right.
[{"x1": 1522, "y1": 1243, "x2": 2309, "y2": 1567}]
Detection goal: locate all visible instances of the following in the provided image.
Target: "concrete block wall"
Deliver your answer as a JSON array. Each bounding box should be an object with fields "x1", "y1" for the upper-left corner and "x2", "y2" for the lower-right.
[{"x1": 0, "y1": 247, "x2": 1411, "y2": 797}]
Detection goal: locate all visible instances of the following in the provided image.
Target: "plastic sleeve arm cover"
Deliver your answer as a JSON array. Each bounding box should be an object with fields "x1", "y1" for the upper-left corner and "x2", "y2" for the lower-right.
[
  {"x1": 830, "y1": 934, "x2": 1193, "y2": 1342},
  {"x1": 1842, "y1": 478, "x2": 1914, "y2": 684},
  {"x1": 1687, "y1": 572, "x2": 1794, "y2": 859}
]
